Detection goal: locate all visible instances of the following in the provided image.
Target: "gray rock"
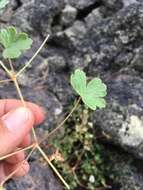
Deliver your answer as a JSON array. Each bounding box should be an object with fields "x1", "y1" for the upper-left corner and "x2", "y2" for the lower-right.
[
  {"x1": 30, "y1": 0, "x2": 64, "y2": 36},
  {"x1": 10, "y1": 0, "x2": 64, "y2": 35},
  {"x1": 85, "y1": 8, "x2": 103, "y2": 28},
  {"x1": 102, "y1": 0, "x2": 123, "y2": 10},
  {"x1": 92, "y1": 73, "x2": 143, "y2": 158},
  {"x1": 65, "y1": 0, "x2": 99, "y2": 10},
  {"x1": 106, "y1": 148, "x2": 143, "y2": 190},
  {"x1": 61, "y1": 5, "x2": 77, "y2": 27},
  {"x1": 123, "y1": 0, "x2": 139, "y2": 7},
  {"x1": 6, "y1": 162, "x2": 63, "y2": 190},
  {"x1": 100, "y1": 0, "x2": 123, "y2": 17}
]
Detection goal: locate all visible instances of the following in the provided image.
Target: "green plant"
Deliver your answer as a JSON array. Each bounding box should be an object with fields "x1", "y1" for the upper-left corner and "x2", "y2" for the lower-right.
[
  {"x1": 0, "y1": 27, "x2": 33, "y2": 58},
  {"x1": 52, "y1": 107, "x2": 110, "y2": 190},
  {"x1": 0, "y1": 1, "x2": 107, "y2": 190},
  {"x1": 71, "y1": 69, "x2": 107, "y2": 110}
]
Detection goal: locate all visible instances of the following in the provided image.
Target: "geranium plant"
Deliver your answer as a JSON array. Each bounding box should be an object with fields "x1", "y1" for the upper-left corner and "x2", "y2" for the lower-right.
[{"x1": 0, "y1": 1, "x2": 107, "y2": 189}]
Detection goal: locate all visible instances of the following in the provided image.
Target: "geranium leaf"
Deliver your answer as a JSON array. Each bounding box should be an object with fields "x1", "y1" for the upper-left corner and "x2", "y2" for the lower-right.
[
  {"x1": 87, "y1": 78, "x2": 107, "y2": 97},
  {"x1": 0, "y1": 26, "x2": 33, "y2": 59},
  {"x1": 82, "y1": 93, "x2": 106, "y2": 110},
  {"x1": 70, "y1": 69, "x2": 86, "y2": 96},
  {"x1": 82, "y1": 93, "x2": 97, "y2": 110},
  {"x1": 0, "y1": 0, "x2": 9, "y2": 9},
  {"x1": 71, "y1": 69, "x2": 107, "y2": 110}
]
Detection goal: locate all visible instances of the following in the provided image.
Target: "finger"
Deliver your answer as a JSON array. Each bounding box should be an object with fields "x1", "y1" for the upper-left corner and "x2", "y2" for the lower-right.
[
  {"x1": 0, "y1": 99, "x2": 45, "y2": 125},
  {"x1": 6, "y1": 152, "x2": 25, "y2": 164},
  {"x1": 0, "y1": 163, "x2": 6, "y2": 183},
  {"x1": 4, "y1": 161, "x2": 30, "y2": 178},
  {"x1": 13, "y1": 161, "x2": 30, "y2": 177},
  {"x1": 0, "y1": 107, "x2": 34, "y2": 157},
  {"x1": 20, "y1": 134, "x2": 31, "y2": 147}
]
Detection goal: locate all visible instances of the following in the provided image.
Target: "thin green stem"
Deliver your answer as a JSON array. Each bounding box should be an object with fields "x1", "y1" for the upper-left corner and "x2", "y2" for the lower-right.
[
  {"x1": 48, "y1": 97, "x2": 81, "y2": 137},
  {"x1": 39, "y1": 97, "x2": 81, "y2": 145}
]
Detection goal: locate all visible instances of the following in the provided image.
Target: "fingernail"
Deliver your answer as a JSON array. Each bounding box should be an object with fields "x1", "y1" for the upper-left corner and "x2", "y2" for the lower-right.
[{"x1": 2, "y1": 107, "x2": 31, "y2": 133}]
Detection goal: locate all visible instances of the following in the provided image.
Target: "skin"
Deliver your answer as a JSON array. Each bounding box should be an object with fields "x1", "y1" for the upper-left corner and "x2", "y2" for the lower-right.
[{"x1": 0, "y1": 99, "x2": 45, "y2": 183}]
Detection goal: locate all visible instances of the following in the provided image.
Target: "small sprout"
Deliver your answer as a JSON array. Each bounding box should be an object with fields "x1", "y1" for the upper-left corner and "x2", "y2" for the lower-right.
[
  {"x1": 0, "y1": 26, "x2": 33, "y2": 59},
  {"x1": 71, "y1": 69, "x2": 107, "y2": 110},
  {"x1": 0, "y1": 0, "x2": 9, "y2": 9}
]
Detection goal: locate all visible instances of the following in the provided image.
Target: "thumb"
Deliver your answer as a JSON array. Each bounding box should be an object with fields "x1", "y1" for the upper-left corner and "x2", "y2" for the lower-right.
[{"x1": 0, "y1": 107, "x2": 34, "y2": 157}]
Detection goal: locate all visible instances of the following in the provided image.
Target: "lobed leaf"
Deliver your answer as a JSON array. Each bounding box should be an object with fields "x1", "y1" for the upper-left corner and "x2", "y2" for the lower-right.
[
  {"x1": 87, "y1": 78, "x2": 107, "y2": 97},
  {"x1": 71, "y1": 69, "x2": 86, "y2": 97},
  {"x1": 71, "y1": 69, "x2": 107, "y2": 110},
  {"x1": 0, "y1": 27, "x2": 33, "y2": 59}
]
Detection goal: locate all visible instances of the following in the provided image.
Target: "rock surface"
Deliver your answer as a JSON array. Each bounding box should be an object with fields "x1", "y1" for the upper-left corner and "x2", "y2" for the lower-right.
[
  {"x1": 105, "y1": 147, "x2": 143, "y2": 190},
  {"x1": 6, "y1": 162, "x2": 63, "y2": 190},
  {"x1": 0, "y1": 0, "x2": 143, "y2": 189}
]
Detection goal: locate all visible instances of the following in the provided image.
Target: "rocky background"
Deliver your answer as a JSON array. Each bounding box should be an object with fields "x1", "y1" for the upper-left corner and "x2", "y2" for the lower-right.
[{"x1": 0, "y1": 0, "x2": 143, "y2": 189}]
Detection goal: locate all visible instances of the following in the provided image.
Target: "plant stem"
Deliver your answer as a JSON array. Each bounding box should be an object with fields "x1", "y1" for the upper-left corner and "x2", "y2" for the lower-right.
[
  {"x1": 39, "y1": 97, "x2": 81, "y2": 145},
  {"x1": 8, "y1": 59, "x2": 14, "y2": 71},
  {"x1": 16, "y1": 34, "x2": 50, "y2": 77},
  {"x1": 0, "y1": 146, "x2": 36, "y2": 187},
  {"x1": 37, "y1": 145, "x2": 70, "y2": 190},
  {"x1": 0, "y1": 79, "x2": 12, "y2": 84},
  {"x1": 13, "y1": 78, "x2": 38, "y2": 142},
  {"x1": 0, "y1": 61, "x2": 12, "y2": 77},
  {"x1": 0, "y1": 143, "x2": 36, "y2": 161}
]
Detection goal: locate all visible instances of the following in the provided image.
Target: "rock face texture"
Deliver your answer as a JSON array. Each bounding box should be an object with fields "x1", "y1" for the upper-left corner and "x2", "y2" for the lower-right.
[
  {"x1": 1, "y1": 0, "x2": 143, "y2": 189},
  {"x1": 6, "y1": 162, "x2": 62, "y2": 190}
]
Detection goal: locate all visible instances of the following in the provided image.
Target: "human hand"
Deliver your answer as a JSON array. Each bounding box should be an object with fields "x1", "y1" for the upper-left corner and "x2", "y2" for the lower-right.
[{"x1": 0, "y1": 99, "x2": 45, "y2": 183}]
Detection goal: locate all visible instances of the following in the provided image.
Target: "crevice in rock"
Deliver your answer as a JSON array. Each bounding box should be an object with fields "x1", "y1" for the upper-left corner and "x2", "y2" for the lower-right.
[
  {"x1": 51, "y1": 13, "x2": 61, "y2": 27},
  {"x1": 76, "y1": 1, "x2": 102, "y2": 20},
  {"x1": 13, "y1": 0, "x2": 22, "y2": 10}
]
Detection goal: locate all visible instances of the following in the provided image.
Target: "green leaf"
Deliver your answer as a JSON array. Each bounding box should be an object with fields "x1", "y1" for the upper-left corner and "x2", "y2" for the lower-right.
[
  {"x1": 71, "y1": 69, "x2": 86, "y2": 96},
  {"x1": 0, "y1": 27, "x2": 33, "y2": 59},
  {"x1": 82, "y1": 93, "x2": 106, "y2": 110},
  {"x1": 87, "y1": 78, "x2": 107, "y2": 97},
  {"x1": 0, "y1": 0, "x2": 9, "y2": 9},
  {"x1": 71, "y1": 69, "x2": 107, "y2": 110}
]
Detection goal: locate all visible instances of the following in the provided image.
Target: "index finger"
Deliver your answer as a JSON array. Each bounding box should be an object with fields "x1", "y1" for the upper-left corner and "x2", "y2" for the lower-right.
[{"x1": 0, "y1": 99, "x2": 45, "y2": 125}]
